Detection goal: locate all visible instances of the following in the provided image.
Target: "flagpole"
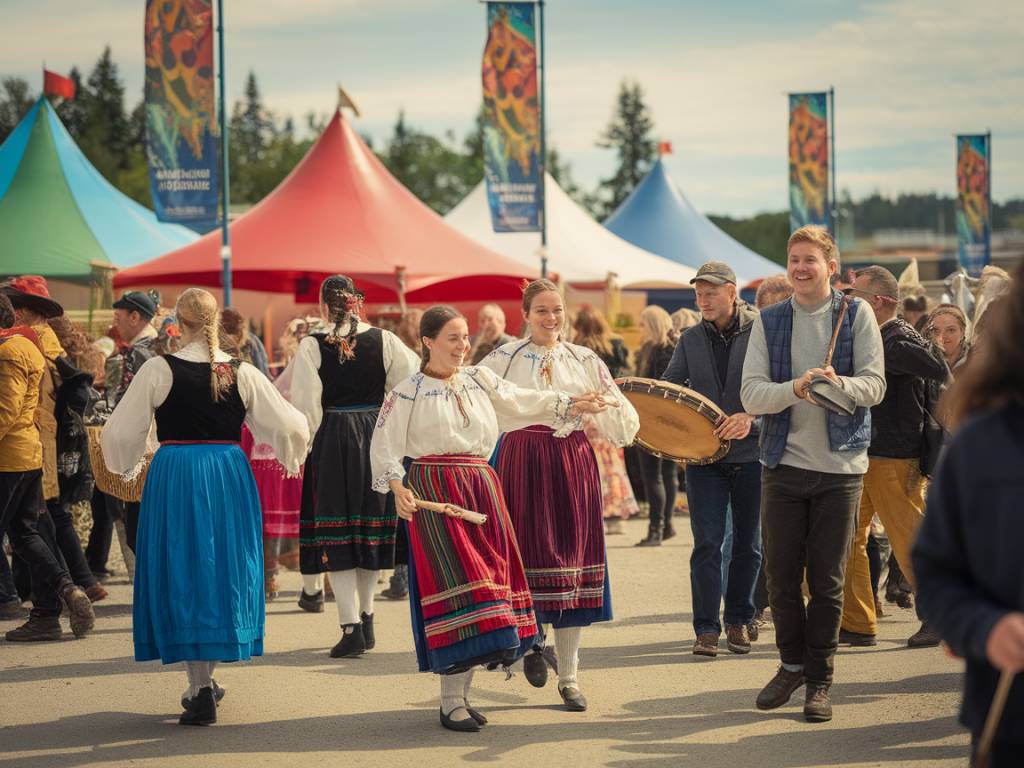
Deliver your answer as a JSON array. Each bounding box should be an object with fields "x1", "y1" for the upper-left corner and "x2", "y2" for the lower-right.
[
  {"x1": 828, "y1": 85, "x2": 836, "y2": 238},
  {"x1": 538, "y1": 0, "x2": 548, "y2": 279},
  {"x1": 217, "y1": 0, "x2": 232, "y2": 307},
  {"x1": 986, "y1": 129, "x2": 992, "y2": 270}
]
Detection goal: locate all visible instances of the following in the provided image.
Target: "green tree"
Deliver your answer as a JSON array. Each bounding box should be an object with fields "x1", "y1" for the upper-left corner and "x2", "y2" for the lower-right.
[
  {"x1": 594, "y1": 80, "x2": 656, "y2": 219},
  {"x1": 84, "y1": 47, "x2": 131, "y2": 162},
  {"x1": 55, "y1": 68, "x2": 88, "y2": 140},
  {"x1": 708, "y1": 212, "x2": 790, "y2": 266},
  {"x1": 0, "y1": 77, "x2": 34, "y2": 145},
  {"x1": 229, "y1": 71, "x2": 278, "y2": 203}
]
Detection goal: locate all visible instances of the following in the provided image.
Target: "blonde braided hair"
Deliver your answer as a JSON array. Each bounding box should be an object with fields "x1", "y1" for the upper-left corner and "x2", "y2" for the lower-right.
[{"x1": 175, "y1": 288, "x2": 225, "y2": 402}]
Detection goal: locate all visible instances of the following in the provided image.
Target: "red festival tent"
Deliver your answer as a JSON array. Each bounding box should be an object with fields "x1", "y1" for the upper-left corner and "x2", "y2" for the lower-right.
[{"x1": 114, "y1": 109, "x2": 536, "y2": 304}]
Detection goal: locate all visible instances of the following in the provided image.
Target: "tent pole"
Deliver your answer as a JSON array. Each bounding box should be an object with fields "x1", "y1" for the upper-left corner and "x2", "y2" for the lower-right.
[
  {"x1": 217, "y1": 0, "x2": 232, "y2": 307},
  {"x1": 828, "y1": 85, "x2": 836, "y2": 238},
  {"x1": 538, "y1": 0, "x2": 548, "y2": 279}
]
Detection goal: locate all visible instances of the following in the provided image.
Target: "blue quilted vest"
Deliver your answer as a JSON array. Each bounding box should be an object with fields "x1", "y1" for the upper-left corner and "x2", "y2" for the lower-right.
[{"x1": 759, "y1": 291, "x2": 871, "y2": 469}]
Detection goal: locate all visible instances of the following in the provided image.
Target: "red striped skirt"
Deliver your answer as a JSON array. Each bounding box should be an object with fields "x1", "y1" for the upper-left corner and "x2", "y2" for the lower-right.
[
  {"x1": 495, "y1": 428, "x2": 607, "y2": 612},
  {"x1": 407, "y1": 455, "x2": 536, "y2": 652}
]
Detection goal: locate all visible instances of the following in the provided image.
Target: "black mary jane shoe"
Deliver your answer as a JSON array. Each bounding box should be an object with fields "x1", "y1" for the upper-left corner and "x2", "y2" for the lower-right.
[
  {"x1": 297, "y1": 589, "x2": 325, "y2": 613},
  {"x1": 181, "y1": 679, "x2": 225, "y2": 710},
  {"x1": 559, "y1": 685, "x2": 588, "y2": 712},
  {"x1": 440, "y1": 706, "x2": 480, "y2": 733},
  {"x1": 179, "y1": 686, "x2": 217, "y2": 726},
  {"x1": 330, "y1": 623, "x2": 367, "y2": 658},
  {"x1": 465, "y1": 702, "x2": 488, "y2": 725},
  {"x1": 360, "y1": 611, "x2": 375, "y2": 650},
  {"x1": 523, "y1": 648, "x2": 548, "y2": 688}
]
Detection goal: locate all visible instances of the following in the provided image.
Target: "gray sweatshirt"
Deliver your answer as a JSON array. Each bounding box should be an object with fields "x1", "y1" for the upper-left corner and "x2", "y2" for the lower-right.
[{"x1": 740, "y1": 295, "x2": 886, "y2": 475}]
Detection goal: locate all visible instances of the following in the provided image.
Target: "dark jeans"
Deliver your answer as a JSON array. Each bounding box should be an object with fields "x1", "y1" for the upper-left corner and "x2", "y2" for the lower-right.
[
  {"x1": 867, "y1": 534, "x2": 882, "y2": 595},
  {"x1": 685, "y1": 461, "x2": 762, "y2": 635},
  {"x1": 0, "y1": 471, "x2": 71, "y2": 617},
  {"x1": 762, "y1": 464, "x2": 862, "y2": 685},
  {"x1": 753, "y1": 527, "x2": 769, "y2": 611},
  {"x1": 48, "y1": 500, "x2": 96, "y2": 588},
  {"x1": 639, "y1": 451, "x2": 677, "y2": 533},
  {"x1": 0, "y1": 543, "x2": 18, "y2": 605},
  {"x1": 85, "y1": 487, "x2": 113, "y2": 574}
]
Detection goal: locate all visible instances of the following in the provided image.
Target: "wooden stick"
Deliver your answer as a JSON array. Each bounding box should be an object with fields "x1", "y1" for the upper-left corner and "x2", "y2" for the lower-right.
[
  {"x1": 822, "y1": 296, "x2": 850, "y2": 369},
  {"x1": 413, "y1": 498, "x2": 488, "y2": 526},
  {"x1": 972, "y1": 669, "x2": 1016, "y2": 768}
]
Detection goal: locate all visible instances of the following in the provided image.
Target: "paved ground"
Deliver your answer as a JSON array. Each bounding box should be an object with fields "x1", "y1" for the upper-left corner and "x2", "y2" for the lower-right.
[{"x1": 0, "y1": 518, "x2": 970, "y2": 768}]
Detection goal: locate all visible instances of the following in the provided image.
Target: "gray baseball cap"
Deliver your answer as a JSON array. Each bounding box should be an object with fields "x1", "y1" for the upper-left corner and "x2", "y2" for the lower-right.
[{"x1": 690, "y1": 261, "x2": 737, "y2": 286}]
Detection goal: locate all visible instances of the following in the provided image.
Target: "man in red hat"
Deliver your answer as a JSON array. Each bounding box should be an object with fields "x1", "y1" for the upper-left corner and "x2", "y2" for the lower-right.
[{"x1": 0, "y1": 290, "x2": 95, "y2": 641}]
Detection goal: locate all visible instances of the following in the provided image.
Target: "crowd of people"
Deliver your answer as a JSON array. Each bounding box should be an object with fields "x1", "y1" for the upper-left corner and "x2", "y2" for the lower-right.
[{"x1": 1, "y1": 225, "x2": 1021, "y2": 760}]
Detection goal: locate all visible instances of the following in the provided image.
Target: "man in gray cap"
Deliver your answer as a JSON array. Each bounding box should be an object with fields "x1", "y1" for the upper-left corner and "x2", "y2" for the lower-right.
[{"x1": 662, "y1": 261, "x2": 763, "y2": 659}]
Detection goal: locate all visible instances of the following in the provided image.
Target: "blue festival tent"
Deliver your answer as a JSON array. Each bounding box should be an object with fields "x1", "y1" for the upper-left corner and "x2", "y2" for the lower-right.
[
  {"x1": 0, "y1": 97, "x2": 197, "y2": 280},
  {"x1": 604, "y1": 158, "x2": 783, "y2": 285}
]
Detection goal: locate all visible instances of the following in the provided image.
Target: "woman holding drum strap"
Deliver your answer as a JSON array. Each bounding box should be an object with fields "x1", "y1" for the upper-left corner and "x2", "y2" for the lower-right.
[
  {"x1": 369, "y1": 305, "x2": 608, "y2": 732},
  {"x1": 479, "y1": 279, "x2": 640, "y2": 712}
]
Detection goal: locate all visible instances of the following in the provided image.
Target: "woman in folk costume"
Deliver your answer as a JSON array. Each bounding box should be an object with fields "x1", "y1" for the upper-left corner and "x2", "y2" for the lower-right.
[
  {"x1": 291, "y1": 276, "x2": 419, "y2": 657},
  {"x1": 480, "y1": 279, "x2": 640, "y2": 711},
  {"x1": 101, "y1": 288, "x2": 309, "y2": 726},
  {"x1": 369, "y1": 305, "x2": 609, "y2": 732}
]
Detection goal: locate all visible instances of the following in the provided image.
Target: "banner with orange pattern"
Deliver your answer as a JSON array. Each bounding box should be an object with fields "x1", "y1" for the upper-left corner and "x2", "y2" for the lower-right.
[
  {"x1": 788, "y1": 93, "x2": 830, "y2": 233},
  {"x1": 956, "y1": 134, "x2": 991, "y2": 276},
  {"x1": 482, "y1": 3, "x2": 541, "y2": 232},
  {"x1": 144, "y1": 0, "x2": 217, "y2": 231}
]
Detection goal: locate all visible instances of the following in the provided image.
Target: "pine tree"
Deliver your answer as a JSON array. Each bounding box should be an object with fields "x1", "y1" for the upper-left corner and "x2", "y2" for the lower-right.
[
  {"x1": 230, "y1": 71, "x2": 276, "y2": 202},
  {"x1": 55, "y1": 68, "x2": 89, "y2": 140},
  {"x1": 85, "y1": 47, "x2": 131, "y2": 162},
  {"x1": 595, "y1": 80, "x2": 656, "y2": 219},
  {"x1": 0, "y1": 77, "x2": 34, "y2": 145}
]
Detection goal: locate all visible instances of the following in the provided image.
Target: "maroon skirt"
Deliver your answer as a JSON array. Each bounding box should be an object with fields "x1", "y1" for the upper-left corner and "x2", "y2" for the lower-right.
[{"x1": 495, "y1": 427, "x2": 607, "y2": 615}]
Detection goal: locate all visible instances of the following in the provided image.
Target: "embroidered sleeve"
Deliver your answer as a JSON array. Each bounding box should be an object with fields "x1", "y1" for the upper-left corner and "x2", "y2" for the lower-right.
[
  {"x1": 370, "y1": 381, "x2": 416, "y2": 493},
  {"x1": 466, "y1": 366, "x2": 581, "y2": 437}
]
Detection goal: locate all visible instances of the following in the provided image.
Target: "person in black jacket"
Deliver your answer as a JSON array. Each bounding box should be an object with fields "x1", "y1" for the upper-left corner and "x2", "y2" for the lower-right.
[
  {"x1": 839, "y1": 266, "x2": 949, "y2": 649},
  {"x1": 663, "y1": 262, "x2": 762, "y2": 659},
  {"x1": 634, "y1": 305, "x2": 678, "y2": 546},
  {"x1": 913, "y1": 261, "x2": 1024, "y2": 766}
]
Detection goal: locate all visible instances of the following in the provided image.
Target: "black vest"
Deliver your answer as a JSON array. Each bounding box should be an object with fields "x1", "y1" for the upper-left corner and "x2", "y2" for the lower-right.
[
  {"x1": 314, "y1": 328, "x2": 387, "y2": 408},
  {"x1": 155, "y1": 356, "x2": 246, "y2": 442}
]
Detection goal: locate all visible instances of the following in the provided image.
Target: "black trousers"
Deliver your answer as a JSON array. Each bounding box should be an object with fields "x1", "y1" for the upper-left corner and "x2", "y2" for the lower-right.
[
  {"x1": 85, "y1": 487, "x2": 114, "y2": 574},
  {"x1": 762, "y1": 464, "x2": 862, "y2": 685},
  {"x1": 0, "y1": 471, "x2": 71, "y2": 616},
  {"x1": 639, "y1": 451, "x2": 677, "y2": 532}
]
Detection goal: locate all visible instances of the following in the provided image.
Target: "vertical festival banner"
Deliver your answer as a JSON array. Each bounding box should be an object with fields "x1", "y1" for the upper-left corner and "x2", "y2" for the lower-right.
[
  {"x1": 955, "y1": 134, "x2": 991, "y2": 276},
  {"x1": 788, "y1": 92, "x2": 830, "y2": 233},
  {"x1": 482, "y1": 2, "x2": 541, "y2": 232},
  {"x1": 144, "y1": 0, "x2": 218, "y2": 231}
]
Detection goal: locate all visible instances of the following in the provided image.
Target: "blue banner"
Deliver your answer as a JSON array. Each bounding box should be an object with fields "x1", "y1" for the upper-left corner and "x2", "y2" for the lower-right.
[
  {"x1": 144, "y1": 0, "x2": 218, "y2": 232},
  {"x1": 956, "y1": 134, "x2": 991, "y2": 276},
  {"x1": 482, "y1": 3, "x2": 541, "y2": 232}
]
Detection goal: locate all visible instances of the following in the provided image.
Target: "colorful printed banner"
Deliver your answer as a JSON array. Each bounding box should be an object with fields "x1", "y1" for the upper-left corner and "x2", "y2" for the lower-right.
[
  {"x1": 788, "y1": 92, "x2": 830, "y2": 233},
  {"x1": 144, "y1": 0, "x2": 218, "y2": 231},
  {"x1": 956, "y1": 134, "x2": 991, "y2": 276},
  {"x1": 482, "y1": 2, "x2": 541, "y2": 232}
]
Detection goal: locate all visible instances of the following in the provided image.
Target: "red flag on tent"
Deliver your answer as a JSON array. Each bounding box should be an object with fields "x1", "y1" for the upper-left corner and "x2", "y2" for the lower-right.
[
  {"x1": 43, "y1": 70, "x2": 75, "y2": 100},
  {"x1": 658, "y1": 141, "x2": 673, "y2": 156}
]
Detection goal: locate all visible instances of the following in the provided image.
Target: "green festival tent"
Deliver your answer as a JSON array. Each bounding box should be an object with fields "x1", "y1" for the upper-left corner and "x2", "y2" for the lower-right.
[{"x1": 0, "y1": 97, "x2": 196, "y2": 281}]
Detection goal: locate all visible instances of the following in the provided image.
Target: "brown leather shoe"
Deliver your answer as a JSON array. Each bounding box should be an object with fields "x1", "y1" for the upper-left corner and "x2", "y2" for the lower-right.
[
  {"x1": 692, "y1": 633, "x2": 719, "y2": 657},
  {"x1": 61, "y1": 585, "x2": 95, "y2": 638},
  {"x1": 756, "y1": 666, "x2": 805, "y2": 710},
  {"x1": 726, "y1": 624, "x2": 751, "y2": 654},
  {"x1": 803, "y1": 683, "x2": 832, "y2": 722},
  {"x1": 85, "y1": 584, "x2": 108, "y2": 603},
  {"x1": 907, "y1": 621, "x2": 942, "y2": 648}
]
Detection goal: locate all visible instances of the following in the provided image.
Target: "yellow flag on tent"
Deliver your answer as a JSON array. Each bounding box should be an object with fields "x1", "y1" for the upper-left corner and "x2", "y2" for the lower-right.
[{"x1": 899, "y1": 258, "x2": 920, "y2": 288}]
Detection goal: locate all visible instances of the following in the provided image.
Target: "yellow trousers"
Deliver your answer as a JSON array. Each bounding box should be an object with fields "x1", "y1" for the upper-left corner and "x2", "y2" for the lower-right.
[{"x1": 841, "y1": 457, "x2": 926, "y2": 635}]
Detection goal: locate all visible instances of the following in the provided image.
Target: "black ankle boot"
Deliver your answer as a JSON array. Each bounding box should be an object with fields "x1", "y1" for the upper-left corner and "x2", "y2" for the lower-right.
[
  {"x1": 179, "y1": 686, "x2": 217, "y2": 726},
  {"x1": 361, "y1": 612, "x2": 375, "y2": 650},
  {"x1": 330, "y1": 623, "x2": 367, "y2": 658}
]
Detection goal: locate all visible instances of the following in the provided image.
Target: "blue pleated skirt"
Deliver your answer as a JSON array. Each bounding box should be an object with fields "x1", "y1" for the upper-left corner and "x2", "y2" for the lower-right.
[{"x1": 133, "y1": 443, "x2": 264, "y2": 664}]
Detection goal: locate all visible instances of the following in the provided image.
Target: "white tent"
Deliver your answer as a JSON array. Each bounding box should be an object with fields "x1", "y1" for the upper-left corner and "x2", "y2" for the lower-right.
[{"x1": 445, "y1": 174, "x2": 698, "y2": 288}]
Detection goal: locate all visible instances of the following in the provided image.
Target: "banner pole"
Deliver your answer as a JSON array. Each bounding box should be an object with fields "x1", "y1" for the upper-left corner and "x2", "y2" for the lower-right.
[
  {"x1": 829, "y1": 86, "x2": 836, "y2": 237},
  {"x1": 986, "y1": 130, "x2": 992, "y2": 270},
  {"x1": 538, "y1": 0, "x2": 548, "y2": 278},
  {"x1": 217, "y1": 0, "x2": 232, "y2": 307}
]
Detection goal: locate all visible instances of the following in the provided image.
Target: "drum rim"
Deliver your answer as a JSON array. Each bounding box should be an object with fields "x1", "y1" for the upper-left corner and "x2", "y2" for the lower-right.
[{"x1": 615, "y1": 376, "x2": 732, "y2": 465}]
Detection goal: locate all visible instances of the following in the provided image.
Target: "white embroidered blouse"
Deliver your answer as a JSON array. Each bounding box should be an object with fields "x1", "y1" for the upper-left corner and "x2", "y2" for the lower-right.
[
  {"x1": 290, "y1": 321, "x2": 421, "y2": 440},
  {"x1": 369, "y1": 366, "x2": 578, "y2": 492},
  {"x1": 478, "y1": 339, "x2": 640, "y2": 447},
  {"x1": 101, "y1": 341, "x2": 311, "y2": 476}
]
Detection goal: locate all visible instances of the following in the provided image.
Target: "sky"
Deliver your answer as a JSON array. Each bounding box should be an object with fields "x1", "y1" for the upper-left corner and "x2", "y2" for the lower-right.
[{"x1": 3, "y1": 0, "x2": 1022, "y2": 217}]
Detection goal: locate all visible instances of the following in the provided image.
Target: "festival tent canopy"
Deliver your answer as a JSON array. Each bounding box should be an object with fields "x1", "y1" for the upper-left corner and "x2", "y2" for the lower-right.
[
  {"x1": 445, "y1": 174, "x2": 698, "y2": 289},
  {"x1": 604, "y1": 159, "x2": 784, "y2": 285},
  {"x1": 0, "y1": 98, "x2": 197, "y2": 281},
  {"x1": 115, "y1": 109, "x2": 536, "y2": 303}
]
